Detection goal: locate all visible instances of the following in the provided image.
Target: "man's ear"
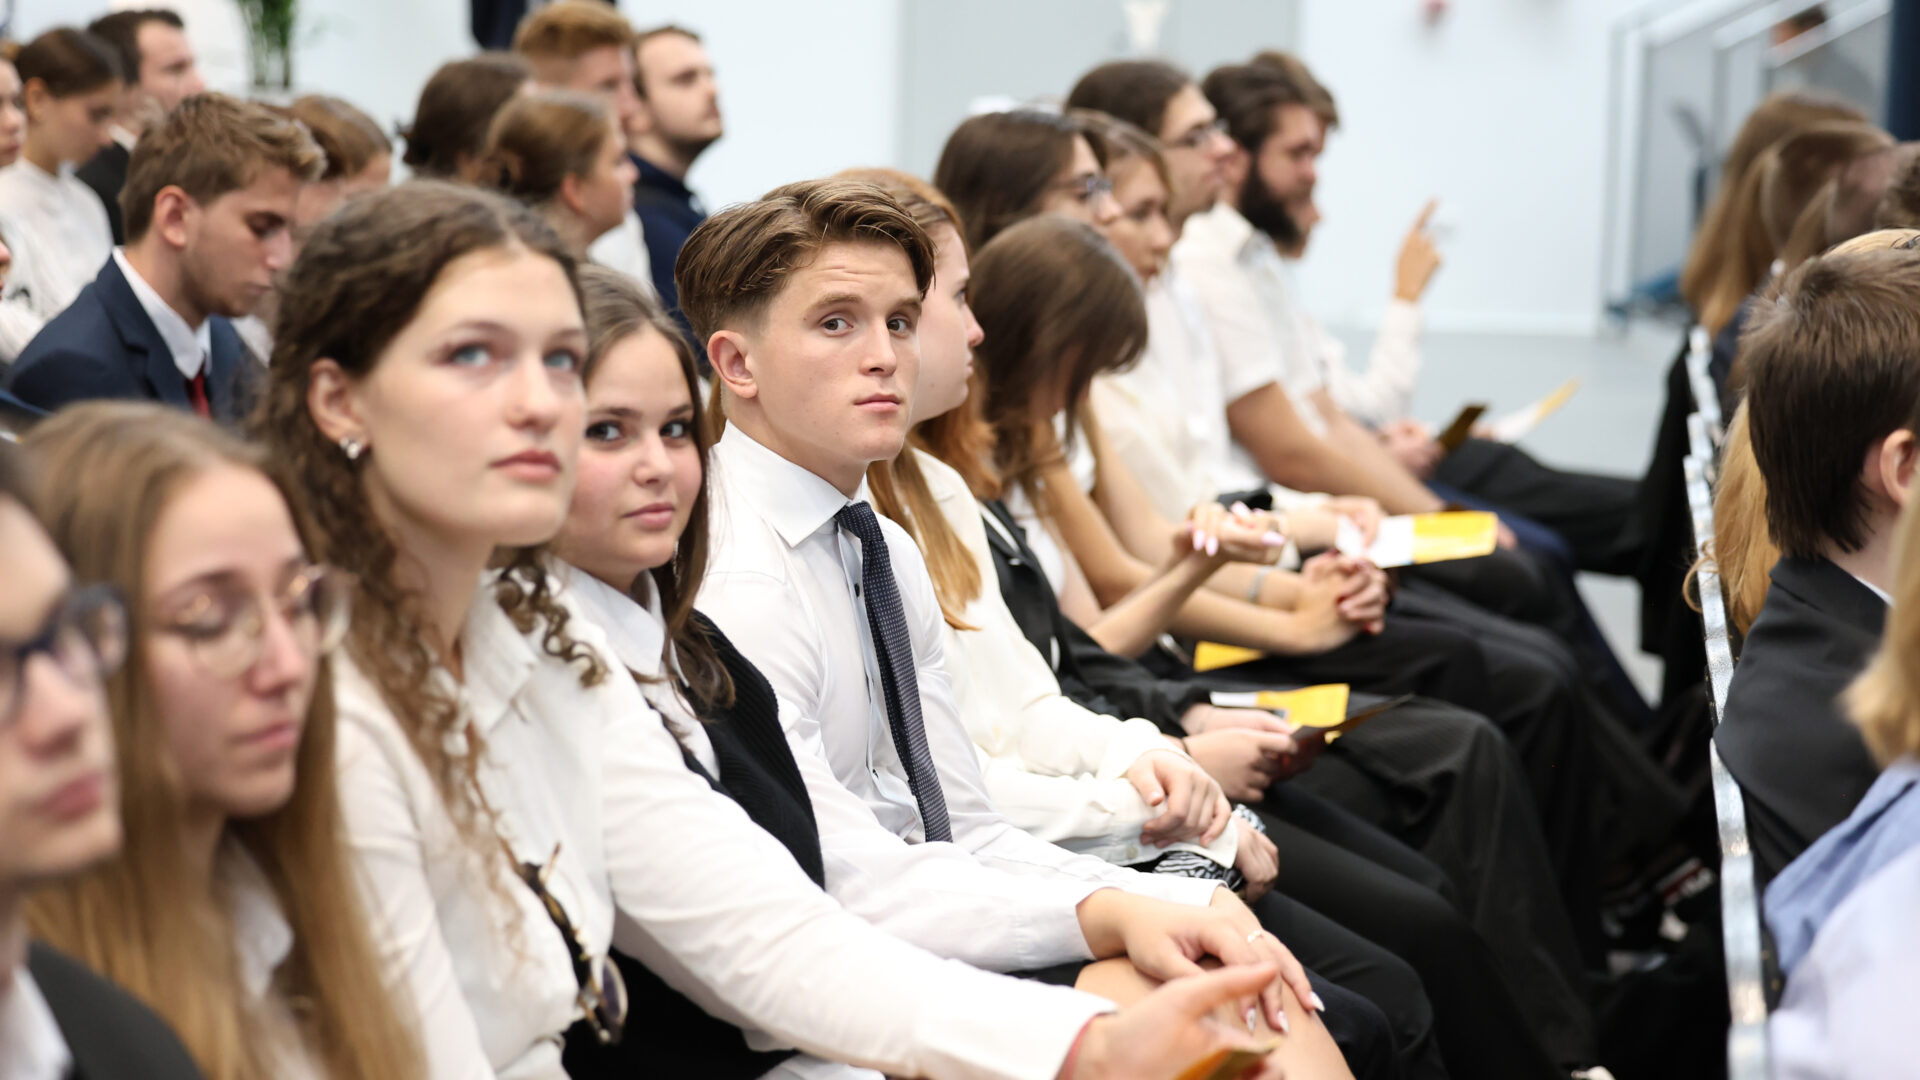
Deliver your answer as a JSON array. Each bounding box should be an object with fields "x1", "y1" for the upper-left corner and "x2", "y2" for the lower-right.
[
  {"x1": 151, "y1": 186, "x2": 194, "y2": 252},
  {"x1": 1219, "y1": 144, "x2": 1252, "y2": 195},
  {"x1": 306, "y1": 358, "x2": 368, "y2": 449},
  {"x1": 1878, "y1": 427, "x2": 1920, "y2": 509},
  {"x1": 707, "y1": 329, "x2": 758, "y2": 401}
]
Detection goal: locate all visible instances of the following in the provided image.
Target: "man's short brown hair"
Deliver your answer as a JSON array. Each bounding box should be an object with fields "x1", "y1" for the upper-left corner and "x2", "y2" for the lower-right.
[
  {"x1": 121, "y1": 92, "x2": 324, "y2": 242},
  {"x1": 675, "y1": 178, "x2": 935, "y2": 344},
  {"x1": 513, "y1": 0, "x2": 633, "y2": 77},
  {"x1": 1744, "y1": 246, "x2": 1920, "y2": 557}
]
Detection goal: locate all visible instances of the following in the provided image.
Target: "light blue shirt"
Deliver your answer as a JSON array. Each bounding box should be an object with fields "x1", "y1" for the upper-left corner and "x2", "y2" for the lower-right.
[{"x1": 1766, "y1": 756, "x2": 1920, "y2": 977}]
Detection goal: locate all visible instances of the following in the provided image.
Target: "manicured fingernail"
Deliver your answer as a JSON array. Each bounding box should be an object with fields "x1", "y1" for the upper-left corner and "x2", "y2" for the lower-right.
[
  {"x1": 1193, "y1": 530, "x2": 1205, "y2": 551},
  {"x1": 1232, "y1": 501, "x2": 1252, "y2": 515},
  {"x1": 1310, "y1": 992, "x2": 1326, "y2": 1012},
  {"x1": 1207, "y1": 535, "x2": 1219, "y2": 556},
  {"x1": 1276, "y1": 1008, "x2": 1291, "y2": 1035},
  {"x1": 1244, "y1": 1007, "x2": 1257, "y2": 1032},
  {"x1": 1263, "y1": 530, "x2": 1285, "y2": 546}
]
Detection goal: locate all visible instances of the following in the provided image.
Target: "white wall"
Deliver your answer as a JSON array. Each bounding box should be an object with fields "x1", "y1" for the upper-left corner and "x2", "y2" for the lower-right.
[
  {"x1": 1293, "y1": 0, "x2": 1639, "y2": 335},
  {"x1": 12, "y1": 0, "x2": 903, "y2": 213}
]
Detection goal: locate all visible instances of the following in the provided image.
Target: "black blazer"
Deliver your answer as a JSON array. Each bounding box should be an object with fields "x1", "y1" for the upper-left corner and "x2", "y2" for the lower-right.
[
  {"x1": 76, "y1": 143, "x2": 131, "y2": 245},
  {"x1": 565, "y1": 613, "x2": 819, "y2": 1080},
  {"x1": 27, "y1": 943, "x2": 205, "y2": 1080},
  {"x1": 5, "y1": 257, "x2": 254, "y2": 424},
  {"x1": 1716, "y1": 555, "x2": 1887, "y2": 886}
]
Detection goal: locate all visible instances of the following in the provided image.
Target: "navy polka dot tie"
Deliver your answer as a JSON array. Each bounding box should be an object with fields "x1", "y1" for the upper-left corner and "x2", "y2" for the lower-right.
[{"x1": 835, "y1": 501, "x2": 953, "y2": 843}]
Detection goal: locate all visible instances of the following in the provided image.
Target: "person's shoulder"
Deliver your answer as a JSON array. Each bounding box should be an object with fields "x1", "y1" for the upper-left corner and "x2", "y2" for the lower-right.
[
  {"x1": 911, "y1": 448, "x2": 972, "y2": 505},
  {"x1": 7, "y1": 297, "x2": 131, "y2": 400},
  {"x1": 27, "y1": 944, "x2": 207, "y2": 1080}
]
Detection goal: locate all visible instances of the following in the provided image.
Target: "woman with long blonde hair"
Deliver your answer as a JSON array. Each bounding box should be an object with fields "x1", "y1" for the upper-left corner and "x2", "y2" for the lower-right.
[{"x1": 22, "y1": 402, "x2": 418, "y2": 1080}]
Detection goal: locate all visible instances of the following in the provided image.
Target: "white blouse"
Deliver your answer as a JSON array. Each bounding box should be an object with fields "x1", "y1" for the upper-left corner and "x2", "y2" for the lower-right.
[
  {"x1": 0, "y1": 161, "x2": 112, "y2": 323},
  {"x1": 917, "y1": 450, "x2": 1237, "y2": 870},
  {"x1": 222, "y1": 845, "x2": 327, "y2": 1080},
  {"x1": 336, "y1": 569, "x2": 1112, "y2": 1080}
]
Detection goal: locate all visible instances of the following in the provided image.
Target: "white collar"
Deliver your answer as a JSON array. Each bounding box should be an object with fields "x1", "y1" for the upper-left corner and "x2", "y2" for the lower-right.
[
  {"x1": 711, "y1": 422, "x2": 874, "y2": 549},
  {"x1": 109, "y1": 125, "x2": 139, "y2": 152},
  {"x1": 219, "y1": 843, "x2": 294, "y2": 1002},
  {"x1": 564, "y1": 567, "x2": 669, "y2": 680},
  {"x1": 452, "y1": 570, "x2": 542, "y2": 739},
  {"x1": 1845, "y1": 568, "x2": 1895, "y2": 606},
  {"x1": 0, "y1": 966, "x2": 70, "y2": 1080},
  {"x1": 1188, "y1": 200, "x2": 1269, "y2": 263},
  {"x1": 113, "y1": 248, "x2": 211, "y2": 378}
]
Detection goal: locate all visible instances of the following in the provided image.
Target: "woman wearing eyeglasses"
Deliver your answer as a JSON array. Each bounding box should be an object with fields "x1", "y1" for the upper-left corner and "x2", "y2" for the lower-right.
[
  {"x1": 934, "y1": 108, "x2": 1122, "y2": 252},
  {"x1": 18, "y1": 403, "x2": 419, "y2": 1080},
  {"x1": 0, "y1": 442, "x2": 211, "y2": 1080}
]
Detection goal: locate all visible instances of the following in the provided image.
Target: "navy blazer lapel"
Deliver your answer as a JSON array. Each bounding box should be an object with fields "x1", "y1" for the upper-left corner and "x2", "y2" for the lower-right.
[
  {"x1": 95, "y1": 257, "x2": 190, "y2": 409},
  {"x1": 207, "y1": 317, "x2": 249, "y2": 422}
]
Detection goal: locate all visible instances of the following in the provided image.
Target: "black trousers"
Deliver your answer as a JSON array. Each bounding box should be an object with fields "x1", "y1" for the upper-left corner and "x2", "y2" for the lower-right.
[
  {"x1": 1247, "y1": 889, "x2": 1442, "y2": 1079},
  {"x1": 1433, "y1": 437, "x2": 1641, "y2": 577},
  {"x1": 1258, "y1": 783, "x2": 1570, "y2": 1077}
]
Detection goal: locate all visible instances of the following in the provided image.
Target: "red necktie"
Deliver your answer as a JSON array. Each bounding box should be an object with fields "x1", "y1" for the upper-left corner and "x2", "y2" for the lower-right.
[{"x1": 186, "y1": 369, "x2": 211, "y2": 419}]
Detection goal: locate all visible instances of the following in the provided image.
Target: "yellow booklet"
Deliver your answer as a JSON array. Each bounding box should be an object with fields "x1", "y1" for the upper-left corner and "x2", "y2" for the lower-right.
[{"x1": 1334, "y1": 511, "x2": 1498, "y2": 568}]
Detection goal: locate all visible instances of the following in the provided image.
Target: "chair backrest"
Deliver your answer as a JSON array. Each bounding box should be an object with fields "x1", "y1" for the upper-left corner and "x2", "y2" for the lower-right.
[
  {"x1": 1684, "y1": 435, "x2": 1773, "y2": 1080},
  {"x1": 1687, "y1": 324, "x2": 1727, "y2": 452}
]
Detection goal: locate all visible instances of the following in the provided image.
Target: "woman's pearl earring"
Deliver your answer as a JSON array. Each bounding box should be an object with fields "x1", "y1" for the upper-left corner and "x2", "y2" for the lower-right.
[{"x1": 340, "y1": 436, "x2": 365, "y2": 461}]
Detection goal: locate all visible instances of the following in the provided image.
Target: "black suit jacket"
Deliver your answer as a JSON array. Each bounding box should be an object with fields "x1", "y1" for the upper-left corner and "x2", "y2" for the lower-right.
[
  {"x1": 76, "y1": 143, "x2": 131, "y2": 245},
  {"x1": 5, "y1": 257, "x2": 254, "y2": 424},
  {"x1": 27, "y1": 943, "x2": 205, "y2": 1080},
  {"x1": 1716, "y1": 555, "x2": 1886, "y2": 886}
]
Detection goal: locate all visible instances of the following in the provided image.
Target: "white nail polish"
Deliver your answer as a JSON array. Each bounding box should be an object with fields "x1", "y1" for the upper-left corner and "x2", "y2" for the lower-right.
[
  {"x1": 1276, "y1": 1009, "x2": 1291, "y2": 1035},
  {"x1": 1310, "y1": 992, "x2": 1326, "y2": 1012},
  {"x1": 1244, "y1": 1007, "x2": 1257, "y2": 1033}
]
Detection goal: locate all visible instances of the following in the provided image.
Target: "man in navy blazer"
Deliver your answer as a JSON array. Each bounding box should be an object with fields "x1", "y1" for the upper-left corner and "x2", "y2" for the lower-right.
[
  {"x1": 4, "y1": 93, "x2": 321, "y2": 423},
  {"x1": 1718, "y1": 246, "x2": 1920, "y2": 888}
]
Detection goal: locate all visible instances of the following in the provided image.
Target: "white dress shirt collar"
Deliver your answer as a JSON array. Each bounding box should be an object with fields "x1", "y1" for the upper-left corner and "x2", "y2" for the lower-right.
[
  {"x1": 0, "y1": 966, "x2": 70, "y2": 1080},
  {"x1": 110, "y1": 124, "x2": 140, "y2": 152},
  {"x1": 112, "y1": 248, "x2": 212, "y2": 378},
  {"x1": 1186, "y1": 200, "x2": 1269, "y2": 264},
  {"x1": 562, "y1": 568, "x2": 723, "y2": 779},
  {"x1": 222, "y1": 843, "x2": 293, "y2": 1000},
  {"x1": 712, "y1": 422, "x2": 872, "y2": 549},
  {"x1": 453, "y1": 575, "x2": 542, "y2": 739}
]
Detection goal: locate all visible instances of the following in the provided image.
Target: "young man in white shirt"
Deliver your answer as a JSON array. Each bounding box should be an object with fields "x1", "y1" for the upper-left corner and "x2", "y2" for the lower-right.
[
  {"x1": 513, "y1": 0, "x2": 657, "y2": 296},
  {"x1": 7, "y1": 93, "x2": 321, "y2": 422},
  {"x1": 79, "y1": 9, "x2": 206, "y2": 244},
  {"x1": 681, "y1": 177, "x2": 1396, "y2": 1063},
  {"x1": 0, "y1": 446, "x2": 204, "y2": 1080}
]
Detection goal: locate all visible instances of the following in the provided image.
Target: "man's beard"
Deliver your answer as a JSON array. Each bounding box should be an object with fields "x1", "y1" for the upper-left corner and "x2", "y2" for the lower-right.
[
  {"x1": 1237, "y1": 167, "x2": 1304, "y2": 251},
  {"x1": 662, "y1": 131, "x2": 721, "y2": 166}
]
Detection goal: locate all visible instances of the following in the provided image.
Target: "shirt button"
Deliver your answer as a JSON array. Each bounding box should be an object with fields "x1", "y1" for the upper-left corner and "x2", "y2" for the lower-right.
[{"x1": 1125, "y1": 845, "x2": 1139, "y2": 860}]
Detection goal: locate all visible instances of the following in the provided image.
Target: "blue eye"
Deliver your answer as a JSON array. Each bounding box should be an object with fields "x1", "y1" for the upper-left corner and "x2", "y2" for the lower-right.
[
  {"x1": 544, "y1": 349, "x2": 582, "y2": 373},
  {"x1": 662, "y1": 419, "x2": 692, "y2": 440},
  {"x1": 450, "y1": 344, "x2": 491, "y2": 367}
]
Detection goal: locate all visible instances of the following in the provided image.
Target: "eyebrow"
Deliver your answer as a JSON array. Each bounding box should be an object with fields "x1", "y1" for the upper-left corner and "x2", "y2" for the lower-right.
[{"x1": 158, "y1": 555, "x2": 307, "y2": 599}]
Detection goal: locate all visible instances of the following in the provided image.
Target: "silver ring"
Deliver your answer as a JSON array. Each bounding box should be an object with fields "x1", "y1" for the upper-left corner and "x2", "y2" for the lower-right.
[{"x1": 1246, "y1": 931, "x2": 1266, "y2": 944}]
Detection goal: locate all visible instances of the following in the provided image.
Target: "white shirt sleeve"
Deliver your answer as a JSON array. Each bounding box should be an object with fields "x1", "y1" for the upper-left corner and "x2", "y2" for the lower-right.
[
  {"x1": 1315, "y1": 300, "x2": 1423, "y2": 429},
  {"x1": 594, "y1": 667, "x2": 1113, "y2": 1080},
  {"x1": 698, "y1": 562, "x2": 1111, "y2": 970},
  {"x1": 1176, "y1": 249, "x2": 1291, "y2": 407},
  {"x1": 892, "y1": 539, "x2": 1222, "y2": 909},
  {"x1": 334, "y1": 719, "x2": 500, "y2": 1080}
]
